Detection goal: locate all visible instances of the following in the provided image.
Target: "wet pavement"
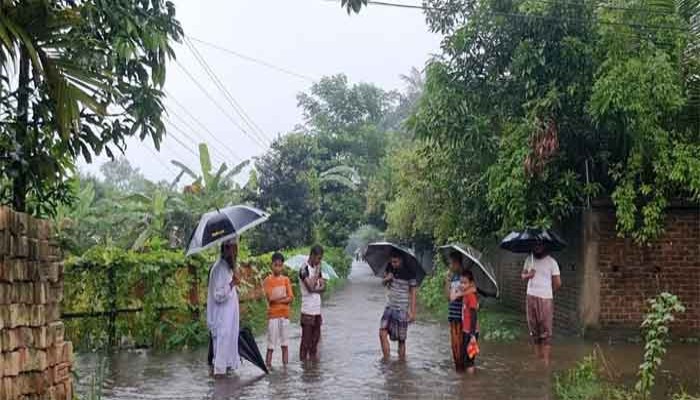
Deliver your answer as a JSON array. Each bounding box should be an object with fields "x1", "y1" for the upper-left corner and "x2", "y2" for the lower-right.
[{"x1": 75, "y1": 262, "x2": 700, "y2": 399}]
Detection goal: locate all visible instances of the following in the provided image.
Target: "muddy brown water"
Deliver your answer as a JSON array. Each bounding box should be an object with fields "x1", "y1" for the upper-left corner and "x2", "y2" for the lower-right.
[{"x1": 75, "y1": 262, "x2": 699, "y2": 400}]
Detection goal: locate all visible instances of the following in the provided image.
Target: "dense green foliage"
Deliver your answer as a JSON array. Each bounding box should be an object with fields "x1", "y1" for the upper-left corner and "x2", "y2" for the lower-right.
[
  {"x1": 364, "y1": 0, "x2": 700, "y2": 246},
  {"x1": 63, "y1": 243, "x2": 210, "y2": 350},
  {"x1": 0, "y1": 0, "x2": 183, "y2": 214}
]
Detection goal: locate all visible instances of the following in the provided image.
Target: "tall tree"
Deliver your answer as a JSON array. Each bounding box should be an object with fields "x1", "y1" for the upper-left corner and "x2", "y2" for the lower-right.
[
  {"x1": 250, "y1": 132, "x2": 321, "y2": 252},
  {"x1": 0, "y1": 0, "x2": 183, "y2": 215}
]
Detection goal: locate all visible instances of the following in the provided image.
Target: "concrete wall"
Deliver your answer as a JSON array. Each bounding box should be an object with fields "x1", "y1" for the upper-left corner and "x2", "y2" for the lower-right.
[
  {"x1": 0, "y1": 207, "x2": 73, "y2": 400},
  {"x1": 490, "y1": 206, "x2": 700, "y2": 338}
]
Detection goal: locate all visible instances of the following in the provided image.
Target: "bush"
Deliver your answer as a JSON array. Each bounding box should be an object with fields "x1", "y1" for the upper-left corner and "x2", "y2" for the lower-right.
[{"x1": 555, "y1": 355, "x2": 605, "y2": 400}]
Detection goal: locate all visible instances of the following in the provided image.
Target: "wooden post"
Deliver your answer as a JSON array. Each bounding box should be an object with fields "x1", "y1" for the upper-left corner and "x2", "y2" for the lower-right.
[
  {"x1": 107, "y1": 263, "x2": 117, "y2": 349},
  {"x1": 188, "y1": 263, "x2": 200, "y2": 321}
]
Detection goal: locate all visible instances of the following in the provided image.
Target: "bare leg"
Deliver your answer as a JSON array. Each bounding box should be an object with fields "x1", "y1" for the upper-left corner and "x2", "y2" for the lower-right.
[
  {"x1": 467, "y1": 366, "x2": 476, "y2": 374},
  {"x1": 282, "y1": 346, "x2": 289, "y2": 365},
  {"x1": 398, "y1": 340, "x2": 406, "y2": 360},
  {"x1": 265, "y1": 349, "x2": 273, "y2": 368},
  {"x1": 533, "y1": 342, "x2": 543, "y2": 359},
  {"x1": 379, "y1": 329, "x2": 390, "y2": 360},
  {"x1": 542, "y1": 344, "x2": 552, "y2": 367}
]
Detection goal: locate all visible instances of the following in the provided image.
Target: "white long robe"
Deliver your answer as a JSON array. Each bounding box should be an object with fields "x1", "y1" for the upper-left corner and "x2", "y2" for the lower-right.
[{"x1": 207, "y1": 258, "x2": 241, "y2": 374}]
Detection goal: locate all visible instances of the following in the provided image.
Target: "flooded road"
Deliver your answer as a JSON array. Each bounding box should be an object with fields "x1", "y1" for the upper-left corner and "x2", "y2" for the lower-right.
[{"x1": 75, "y1": 262, "x2": 699, "y2": 399}]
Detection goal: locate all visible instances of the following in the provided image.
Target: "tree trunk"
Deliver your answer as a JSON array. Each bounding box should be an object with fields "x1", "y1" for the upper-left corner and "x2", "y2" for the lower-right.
[{"x1": 13, "y1": 48, "x2": 31, "y2": 212}]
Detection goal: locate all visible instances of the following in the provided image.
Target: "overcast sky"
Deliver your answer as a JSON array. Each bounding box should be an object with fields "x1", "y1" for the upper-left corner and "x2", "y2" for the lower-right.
[{"x1": 78, "y1": 0, "x2": 440, "y2": 183}]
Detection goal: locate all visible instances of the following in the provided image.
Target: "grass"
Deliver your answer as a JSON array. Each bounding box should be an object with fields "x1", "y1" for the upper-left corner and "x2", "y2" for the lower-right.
[{"x1": 554, "y1": 348, "x2": 699, "y2": 400}]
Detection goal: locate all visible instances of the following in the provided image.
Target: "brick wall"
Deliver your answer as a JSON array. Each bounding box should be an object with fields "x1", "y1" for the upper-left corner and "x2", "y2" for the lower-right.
[
  {"x1": 0, "y1": 207, "x2": 73, "y2": 400},
  {"x1": 596, "y1": 207, "x2": 700, "y2": 334}
]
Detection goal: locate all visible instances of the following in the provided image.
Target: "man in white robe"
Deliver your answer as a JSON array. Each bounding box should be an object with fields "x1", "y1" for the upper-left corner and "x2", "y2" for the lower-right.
[{"x1": 207, "y1": 239, "x2": 241, "y2": 376}]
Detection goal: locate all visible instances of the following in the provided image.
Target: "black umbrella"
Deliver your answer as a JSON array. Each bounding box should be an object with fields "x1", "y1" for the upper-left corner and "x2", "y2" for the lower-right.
[
  {"x1": 186, "y1": 205, "x2": 269, "y2": 256},
  {"x1": 207, "y1": 327, "x2": 269, "y2": 374},
  {"x1": 499, "y1": 228, "x2": 567, "y2": 254},
  {"x1": 439, "y1": 244, "x2": 499, "y2": 298},
  {"x1": 238, "y1": 326, "x2": 269, "y2": 374},
  {"x1": 363, "y1": 242, "x2": 430, "y2": 284}
]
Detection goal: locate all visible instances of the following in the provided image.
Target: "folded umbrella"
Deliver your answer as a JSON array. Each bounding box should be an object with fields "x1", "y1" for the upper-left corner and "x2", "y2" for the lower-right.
[
  {"x1": 439, "y1": 244, "x2": 499, "y2": 298},
  {"x1": 284, "y1": 254, "x2": 339, "y2": 280},
  {"x1": 238, "y1": 326, "x2": 269, "y2": 374},
  {"x1": 363, "y1": 242, "x2": 429, "y2": 284},
  {"x1": 185, "y1": 205, "x2": 269, "y2": 256},
  {"x1": 500, "y1": 228, "x2": 567, "y2": 254}
]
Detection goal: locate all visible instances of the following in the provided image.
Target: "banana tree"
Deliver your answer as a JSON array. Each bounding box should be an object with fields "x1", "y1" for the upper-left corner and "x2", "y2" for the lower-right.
[
  {"x1": 169, "y1": 143, "x2": 250, "y2": 243},
  {"x1": 125, "y1": 189, "x2": 183, "y2": 251}
]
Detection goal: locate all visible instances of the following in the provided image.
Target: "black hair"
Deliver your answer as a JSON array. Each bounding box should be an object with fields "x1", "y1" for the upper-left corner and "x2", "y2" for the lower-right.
[
  {"x1": 272, "y1": 252, "x2": 284, "y2": 263},
  {"x1": 461, "y1": 268, "x2": 474, "y2": 282},
  {"x1": 390, "y1": 249, "x2": 403, "y2": 259},
  {"x1": 448, "y1": 251, "x2": 463, "y2": 266},
  {"x1": 310, "y1": 244, "x2": 324, "y2": 256}
]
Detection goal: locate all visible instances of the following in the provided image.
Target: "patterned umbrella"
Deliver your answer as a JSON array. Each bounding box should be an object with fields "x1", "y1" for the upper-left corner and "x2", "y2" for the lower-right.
[
  {"x1": 185, "y1": 205, "x2": 269, "y2": 256},
  {"x1": 439, "y1": 244, "x2": 499, "y2": 298}
]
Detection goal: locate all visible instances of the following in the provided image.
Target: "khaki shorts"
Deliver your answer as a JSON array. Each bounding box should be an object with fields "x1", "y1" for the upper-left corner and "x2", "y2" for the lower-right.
[
  {"x1": 266, "y1": 317, "x2": 290, "y2": 349},
  {"x1": 526, "y1": 295, "x2": 553, "y2": 345}
]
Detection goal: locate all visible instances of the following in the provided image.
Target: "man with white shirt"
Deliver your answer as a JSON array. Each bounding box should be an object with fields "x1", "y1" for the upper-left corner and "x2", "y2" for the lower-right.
[{"x1": 521, "y1": 242, "x2": 562, "y2": 366}]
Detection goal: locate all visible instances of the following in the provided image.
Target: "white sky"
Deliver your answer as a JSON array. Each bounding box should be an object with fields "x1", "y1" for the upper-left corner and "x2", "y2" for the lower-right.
[{"x1": 78, "y1": 0, "x2": 440, "y2": 183}]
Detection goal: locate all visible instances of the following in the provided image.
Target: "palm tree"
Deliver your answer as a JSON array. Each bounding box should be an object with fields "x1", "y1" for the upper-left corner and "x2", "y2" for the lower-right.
[{"x1": 319, "y1": 165, "x2": 360, "y2": 190}]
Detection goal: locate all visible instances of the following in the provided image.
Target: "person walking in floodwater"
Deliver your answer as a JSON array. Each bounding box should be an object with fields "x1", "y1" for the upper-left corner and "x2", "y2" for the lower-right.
[
  {"x1": 379, "y1": 249, "x2": 417, "y2": 360},
  {"x1": 521, "y1": 242, "x2": 562, "y2": 366},
  {"x1": 299, "y1": 245, "x2": 326, "y2": 361},
  {"x1": 206, "y1": 239, "x2": 241, "y2": 377},
  {"x1": 446, "y1": 251, "x2": 466, "y2": 372}
]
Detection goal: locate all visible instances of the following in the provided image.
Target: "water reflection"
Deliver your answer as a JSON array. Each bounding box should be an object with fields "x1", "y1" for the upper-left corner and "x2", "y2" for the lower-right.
[{"x1": 75, "y1": 263, "x2": 699, "y2": 400}]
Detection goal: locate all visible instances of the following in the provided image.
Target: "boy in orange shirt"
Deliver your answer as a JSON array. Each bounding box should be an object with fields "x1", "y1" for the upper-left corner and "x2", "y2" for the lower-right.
[
  {"x1": 461, "y1": 269, "x2": 480, "y2": 374},
  {"x1": 263, "y1": 252, "x2": 294, "y2": 368}
]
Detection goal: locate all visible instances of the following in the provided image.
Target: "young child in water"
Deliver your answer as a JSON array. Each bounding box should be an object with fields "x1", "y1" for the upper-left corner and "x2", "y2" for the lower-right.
[{"x1": 460, "y1": 269, "x2": 480, "y2": 374}]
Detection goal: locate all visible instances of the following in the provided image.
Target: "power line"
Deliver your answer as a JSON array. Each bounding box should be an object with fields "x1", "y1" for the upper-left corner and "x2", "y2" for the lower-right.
[
  {"x1": 164, "y1": 118, "x2": 225, "y2": 165},
  {"x1": 188, "y1": 36, "x2": 316, "y2": 82},
  {"x1": 164, "y1": 89, "x2": 244, "y2": 162},
  {"x1": 164, "y1": 121, "x2": 201, "y2": 159},
  {"x1": 184, "y1": 37, "x2": 272, "y2": 147},
  {"x1": 167, "y1": 112, "x2": 230, "y2": 164},
  {"x1": 144, "y1": 144, "x2": 177, "y2": 177},
  {"x1": 185, "y1": 37, "x2": 272, "y2": 146},
  {"x1": 175, "y1": 59, "x2": 268, "y2": 150}
]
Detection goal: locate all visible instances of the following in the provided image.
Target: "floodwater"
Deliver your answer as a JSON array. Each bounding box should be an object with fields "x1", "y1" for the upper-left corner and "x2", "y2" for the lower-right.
[{"x1": 75, "y1": 262, "x2": 699, "y2": 400}]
